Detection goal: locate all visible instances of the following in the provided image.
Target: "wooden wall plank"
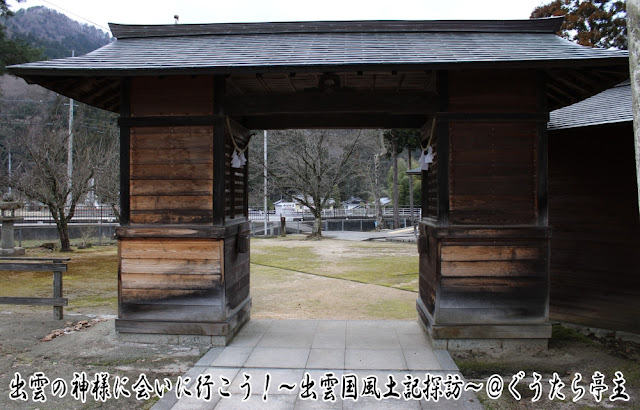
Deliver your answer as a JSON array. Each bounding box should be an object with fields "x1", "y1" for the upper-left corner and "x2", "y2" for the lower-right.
[
  {"x1": 448, "y1": 70, "x2": 538, "y2": 113},
  {"x1": 130, "y1": 196, "x2": 213, "y2": 211},
  {"x1": 441, "y1": 245, "x2": 543, "y2": 261},
  {"x1": 441, "y1": 260, "x2": 546, "y2": 277},
  {"x1": 120, "y1": 303, "x2": 224, "y2": 321},
  {"x1": 120, "y1": 239, "x2": 221, "y2": 260},
  {"x1": 437, "y1": 307, "x2": 547, "y2": 324},
  {"x1": 130, "y1": 180, "x2": 213, "y2": 196},
  {"x1": 129, "y1": 212, "x2": 213, "y2": 225},
  {"x1": 130, "y1": 130, "x2": 214, "y2": 151},
  {"x1": 121, "y1": 259, "x2": 221, "y2": 275},
  {"x1": 121, "y1": 273, "x2": 221, "y2": 290},
  {"x1": 549, "y1": 123, "x2": 640, "y2": 333},
  {"x1": 130, "y1": 76, "x2": 214, "y2": 117},
  {"x1": 131, "y1": 149, "x2": 213, "y2": 165},
  {"x1": 130, "y1": 164, "x2": 214, "y2": 180}
]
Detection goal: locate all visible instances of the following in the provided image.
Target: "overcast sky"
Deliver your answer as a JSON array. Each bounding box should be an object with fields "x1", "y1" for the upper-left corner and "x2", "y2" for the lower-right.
[{"x1": 9, "y1": 0, "x2": 547, "y2": 34}]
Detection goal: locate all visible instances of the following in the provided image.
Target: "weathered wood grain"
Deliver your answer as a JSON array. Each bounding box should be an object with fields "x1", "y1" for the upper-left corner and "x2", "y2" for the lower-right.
[
  {"x1": 440, "y1": 260, "x2": 546, "y2": 277},
  {"x1": 0, "y1": 297, "x2": 68, "y2": 306},
  {"x1": 431, "y1": 323, "x2": 552, "y2": 339},
  {"x1": 121, "y1": 273, "x2": 221, "y2": 290},
  {"x1": 549, "y1": 123, "x2": 640, "y2": 333},
  {"x1": 441, "y1": 245, "x2": 543, "y2": 261},
  {"x1": 120, "y1": 239, "x2": 221, "y2": 260},
  {"x1": 130, "y1": 180, "x2": 213, "y2": 196},
  {"x1": 120, "y1": 303, "x2": 224, "y2": 321},
  {"x1": 130, "y1": 163, "x2": 214, "y2": 180},
  {"x1": 130, "y1": 195, "x2": 213, "y2": 211},
  {"x1": 0, "y1": 263, "x2": 67, "y2": 272},
  {"x1": 448, "y1": 70, "x2": 538, "y2": 112},
  {"x1": 120, "y1": 259, "x2": 221, "y2": 275},
  {"x1": 130, "y1": 76, "x2": 214, "y2": 117},
  {"x1": 121, "y1": 288, "x2": 219, "y2": 303},
  {"x1": 131, "y1": 149, "x2": 213, "y2": 165}
]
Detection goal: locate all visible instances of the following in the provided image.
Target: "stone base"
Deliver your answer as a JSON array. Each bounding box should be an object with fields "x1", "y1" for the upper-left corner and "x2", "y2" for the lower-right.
[
  {"x1": 417, "y1": 298, "x2": 550, "y2": 354},
  {"x1": 0, "y1": 247, "x2": 25, "y2": 256},
  {"x1": 115, "y1": 298, "x2": 251, "y2": 347}
]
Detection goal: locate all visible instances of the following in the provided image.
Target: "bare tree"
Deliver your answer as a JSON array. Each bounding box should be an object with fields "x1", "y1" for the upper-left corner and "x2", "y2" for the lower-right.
[
  {"x1": 268, "y1": 129, "x2": 363, "y2": 238},
  {"x1": 356, "y1": 130, "x2": 387, "y2": 231},
  {"x1": 10, "y1": 98, "x2": 116, "y2": 251},
  {"x1": 93, "y1": 134, "x2": 119, "y2": 219}
]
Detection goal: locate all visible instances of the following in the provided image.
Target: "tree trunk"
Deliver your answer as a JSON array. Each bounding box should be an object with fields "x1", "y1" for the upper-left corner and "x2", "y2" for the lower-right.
[
  {"x1": 408, "y1": 149, "x2": 414, "y2": 223},
  {"x1": 392, "y1": 132, "x2": 400, "y2": 229},
  {"x1": 310, "y1": 210, "x2": 323, "y2": 238},
  {"x1": 57, "y1": 219, "x2": 72, "y2": 252},
  {"x1": 50, "y1": 206, "x2": 72, "y2": 252}
]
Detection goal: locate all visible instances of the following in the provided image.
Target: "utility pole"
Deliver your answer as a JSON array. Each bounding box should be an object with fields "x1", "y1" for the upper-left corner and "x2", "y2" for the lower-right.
[
  {"x1": 67, "y1": 50, "x2": 75, "y2": 209},
  {"x1": 263, "y1": 130, "x2": 268, "y2": 235},
  {"x1": 7, "y1": 149, "x2": 11, "y2": 196}
]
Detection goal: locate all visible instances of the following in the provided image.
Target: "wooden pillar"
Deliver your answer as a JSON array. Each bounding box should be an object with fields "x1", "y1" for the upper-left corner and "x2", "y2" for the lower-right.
[
  {"x1": 119, "y1": 78, "x2": 131, "y2": 226},
  {"x1": 417, "y1": 69, "x2": 552, "y2": 348},
  {"x1": 213, "y1": 75, "x2": 226, "y2": 226},
  {"x1": 114, "y1": 75, "x2": 251, "y2": 343}
]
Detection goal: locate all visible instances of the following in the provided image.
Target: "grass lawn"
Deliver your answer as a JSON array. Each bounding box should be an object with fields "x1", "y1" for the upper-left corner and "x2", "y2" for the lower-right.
[
  {"x1": 250, "y1": 235, "x2": 419, "y2": 292},
  {"x1": 0, "y1": 236, "x2": 419, "y2": 319},
  {"x1": 0, "y1": 246, "x2": 119, "y2": 315}
]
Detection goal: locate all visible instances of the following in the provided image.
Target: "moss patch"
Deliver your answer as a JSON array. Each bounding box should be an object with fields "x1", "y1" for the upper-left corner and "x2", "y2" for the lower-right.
[{"x1": 550, "y1": 324, "x2": 598, "y2": 348}]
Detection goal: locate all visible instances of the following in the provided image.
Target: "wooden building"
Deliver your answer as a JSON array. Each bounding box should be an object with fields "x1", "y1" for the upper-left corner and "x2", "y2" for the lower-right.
[
  {"x1": 548, "y1": 82, "x2": 640, "y2": 333},
  {"x1": 8, "y1": 18, "x2": 630, "y2": 347}
]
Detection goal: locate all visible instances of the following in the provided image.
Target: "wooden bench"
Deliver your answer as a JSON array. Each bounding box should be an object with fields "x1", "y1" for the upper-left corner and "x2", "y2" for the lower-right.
[{"x1": 0, "y1": 257, "x2": 70, "y2": 319}]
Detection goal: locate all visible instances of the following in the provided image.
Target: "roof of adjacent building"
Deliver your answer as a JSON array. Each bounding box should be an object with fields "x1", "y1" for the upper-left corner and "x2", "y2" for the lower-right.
[
  {"x1": 548, "y1": 81, "x2": 632, "y2": 130},
  {"x1": 7, "y1": 18, "x2": 628, "y2": 76}
]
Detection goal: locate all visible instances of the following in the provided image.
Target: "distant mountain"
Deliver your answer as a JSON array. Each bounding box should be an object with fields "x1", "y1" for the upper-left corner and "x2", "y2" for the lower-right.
[{"x1": 2, "y1": 6, "x2": 111, "y2": 59}]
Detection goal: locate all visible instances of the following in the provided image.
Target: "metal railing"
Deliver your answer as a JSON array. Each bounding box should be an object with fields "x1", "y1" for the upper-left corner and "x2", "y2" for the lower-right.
[
  {"x1": 15, "y1": 206, "x2": 118, "y2": 224},
  {"x1": 248, "y1": 206, "x2": 421, "y2": 221}
]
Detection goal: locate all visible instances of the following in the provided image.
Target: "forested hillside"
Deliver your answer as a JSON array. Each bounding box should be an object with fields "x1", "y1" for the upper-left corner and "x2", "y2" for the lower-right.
[{"x1": 2, "y1": 6, "x2": 111, "y2": 59}]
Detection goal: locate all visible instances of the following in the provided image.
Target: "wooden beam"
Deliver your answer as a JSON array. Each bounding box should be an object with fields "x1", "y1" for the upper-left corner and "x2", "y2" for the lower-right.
[
  {"x1": 119, "y1": 115, "x2": 215, "y2": 127},
  {"x1": 0, "y1": 297, "x2": 68, "y2": 306},
  {"x1": 256, "y1": 73, "x2": 270, "y2": 92},
  {"x1": 241, "y1": 113, "x2": 428, "y2": 129},
  {"x1": 0, "y1": 263, "x2": 67, "y2": 272},
  {"x1": 437, "y1": 112, "x2": 549, "y2": 123},
  {"x1": 287, "y1": 74, "x2": 297, "y2": 92},
  {"x1": 224, "y1": 91, "x2": 437, "y2": 116}
]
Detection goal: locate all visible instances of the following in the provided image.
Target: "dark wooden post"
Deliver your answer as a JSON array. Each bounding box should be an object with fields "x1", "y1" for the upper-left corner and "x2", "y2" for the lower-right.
[
  {"x1": 435, "y1": 71, "x2": 449, "y2": 227},
  {"x1": 52, "y1": 267, "x2": 63, "y2": 320},
  {"x1": 119, "y1": 78, "x2": 131, "y2": 226},
  {"x1": 213, "y1": 75, "x2": 226, "y2": 226}
]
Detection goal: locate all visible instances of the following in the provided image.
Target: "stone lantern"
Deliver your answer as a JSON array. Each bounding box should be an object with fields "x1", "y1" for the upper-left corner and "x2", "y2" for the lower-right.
[{"x1": 0, "y1": 202, "x2": 25, "y2": 256}]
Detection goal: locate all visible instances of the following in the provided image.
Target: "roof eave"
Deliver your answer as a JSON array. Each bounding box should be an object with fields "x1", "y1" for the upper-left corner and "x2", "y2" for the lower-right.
[{"x1": 8, "y1": 55, "x2": 629, "y2": 79}]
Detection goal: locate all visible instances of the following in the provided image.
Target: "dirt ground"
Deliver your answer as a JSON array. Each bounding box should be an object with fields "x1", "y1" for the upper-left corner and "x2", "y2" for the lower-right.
[
  {"x1": 0, "y1": 238, "x2": 638, "y2": 409},
  {"x1": 452, "y1": 325, "x2": 640, "y2": 409}
]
